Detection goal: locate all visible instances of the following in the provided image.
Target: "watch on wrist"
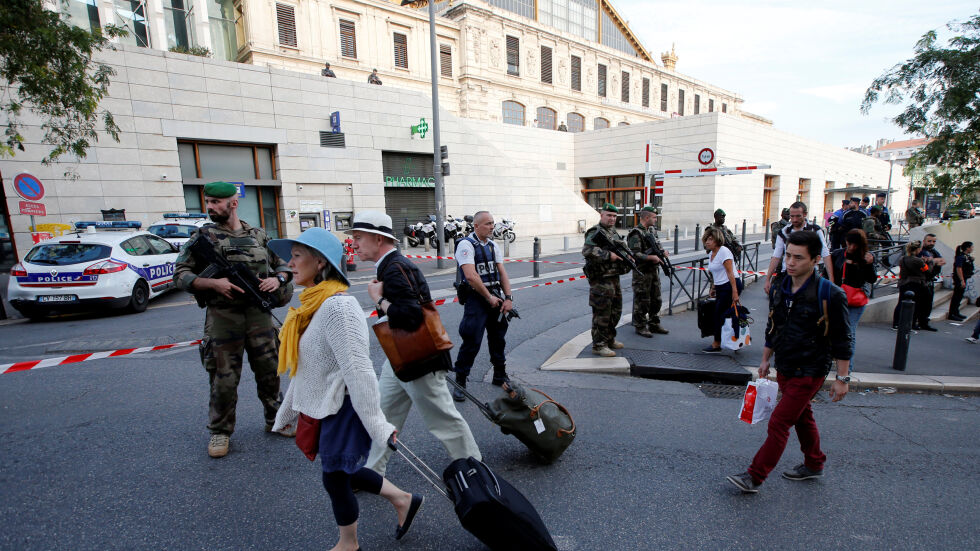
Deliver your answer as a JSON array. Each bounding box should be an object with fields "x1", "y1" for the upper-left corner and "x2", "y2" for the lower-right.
[
  {"x1": 377, "y1": 298, "x2": 385, "y2": 310},
  {"x1": 504, "y1": 294, "x2": 514, "y2": 301},
  {"x1": 276, "y1": 273, "x2": 287, "y2": 284},
  {"x1": 836, "y1": 375, "x2": 851, "y2": 383}
]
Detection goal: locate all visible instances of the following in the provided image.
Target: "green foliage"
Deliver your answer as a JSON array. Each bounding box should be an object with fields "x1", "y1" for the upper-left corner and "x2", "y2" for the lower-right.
[
  {"x1": 861, "y1": 11, "x2": 980, "y2": 198},
  {"x1": 0, "y1": 0, "x2": 126, "y2": 170},
  {"x1": 168, "y1": 45, "x2": 213, "y2": 58}
]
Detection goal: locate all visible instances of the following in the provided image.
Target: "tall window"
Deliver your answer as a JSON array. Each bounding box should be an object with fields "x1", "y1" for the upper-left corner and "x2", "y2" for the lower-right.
[
  {"x1": 694, "y1": 94, "x2": 700, "y2": 114},
  {"x1": 709, "y1": 98, "x2": 714, "y2": 112},
  {"x1": 594, "y1": 117, "x2": 609, "y2": 130},
  {"x1": 339, "y1": 19, "x2": 357, "y2": 59},
  {"x1": 538, "y1": 0, "x2": 598, "y2": 42},
  {"x1": 597, "y1": 63, "x2": 607, "y2": 97},
  {"x1": 440, "y1": 44, "x2": 452, "y2": 77},
  {"x1": 61, "y1": 0, "x2": 101, "y2": 34},
  {"x1": 540, "y1": 46, "x2": 552, "y2": 84},
  {"x1": 506, "y1": 35, "x2": 520, "y2": 76},
  {"x1": 570, "y1": 55, "x2": 581, "y2": 91},
  {"x1": 115, "y1": 0, "x2": 150, "y2": 48},
  {"x1": 621, "y1": 71, "x2": 629, "y2": 103},
  {"x1": 567, "y1": 113, "x2": 585, "y2": 133},
  {"x1": 207, "y1": 0, "x2": 238, "y2": 61},
  {"x1": 642, "y1": 78, "x2": 650, "y2": 108},
  {"x1": 488, "y1": 0, "x2": 534, "y2": 19},
  {"x1": 393, "y1": 32, "x2": 408, "y2": 69},
  {"x1": 536, "y1": 107, "x2": 557, "y2": 130},
  {"x1": 502, "y1": 101, "x2": 525, "y2": 126},
  {"x1": 600, "y1": 8, "x2": 638, "y2": 56},
  {"x1": 276, "y1": 3, "x2": 297, "y2": 47},
  {"x1": 163, "y1": 0, "x2": 195, "y2": 50},
  {"x1": 722, "y1": 103, "x2": 728, "y2": 113},
  {"x1": 660, "y1": 83, "x2": 668, "y2": 111},
  {"x1": 678, "y1": 89, "x2": 685, "y2": 116}
]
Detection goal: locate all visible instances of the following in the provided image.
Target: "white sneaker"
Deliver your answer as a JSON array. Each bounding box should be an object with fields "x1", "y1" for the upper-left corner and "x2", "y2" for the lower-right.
[{"x1": 966, "y1": 337, "x2": 978, "y2": 344}]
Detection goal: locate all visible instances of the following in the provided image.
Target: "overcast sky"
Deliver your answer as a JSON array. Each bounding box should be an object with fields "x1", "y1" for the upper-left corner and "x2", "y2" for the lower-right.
[{"x1": 614, "y1": 0, "x2": 976, "y2": 148}]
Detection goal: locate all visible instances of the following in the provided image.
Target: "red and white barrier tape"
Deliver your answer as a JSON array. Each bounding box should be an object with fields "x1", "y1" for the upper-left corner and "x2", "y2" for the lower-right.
[
  {"x1": 1, "y1": 339, "x2": 202, "y2": 375},
  {"x1": 403, "y1": 254, "x2": 585, "y2": 265}
]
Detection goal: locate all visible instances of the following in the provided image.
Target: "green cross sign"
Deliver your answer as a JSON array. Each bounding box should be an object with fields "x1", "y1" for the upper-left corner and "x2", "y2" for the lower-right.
[{"x1": 411, "y1": 118, "x2": 429, "y2": 138}]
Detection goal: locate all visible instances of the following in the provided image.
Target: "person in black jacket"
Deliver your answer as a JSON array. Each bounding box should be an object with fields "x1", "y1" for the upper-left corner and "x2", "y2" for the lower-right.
[
  {"x1": 949, "y1": 241, "x2": 974, "y2": 321},
  {"x1": 830, "y1": 229, "x2": 878, "y2": 370},
  {"x1": 351, "y1": 211, "x2": 481, "y2": 477},
  {"x1": 727, "y1": 230, "x2": 852, "y2": 494}
]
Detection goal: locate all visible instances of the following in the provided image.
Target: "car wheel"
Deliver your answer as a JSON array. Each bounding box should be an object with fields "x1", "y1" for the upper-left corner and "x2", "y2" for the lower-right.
[{"x1": 129, "y1": 280, "x2": 150, "y2": 313}]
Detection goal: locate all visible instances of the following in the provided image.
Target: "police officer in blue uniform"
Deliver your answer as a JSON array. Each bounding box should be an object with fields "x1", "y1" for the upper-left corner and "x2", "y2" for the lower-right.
[{"x1": 451, "y1": 211, "x2": 514, "y2": 401}]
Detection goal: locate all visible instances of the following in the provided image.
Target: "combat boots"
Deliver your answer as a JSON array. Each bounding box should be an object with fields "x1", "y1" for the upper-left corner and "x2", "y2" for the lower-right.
[
  {"x1": 649, "y1": 324, "x2": 669, "y2": 335},
  {"x1": 452, "y1": 372, "x2": 467, "y2": 402},
  {"x1": 636, "y1": 327, "x2": 654, "y2": 338},
  {"x1": 609, "y1": 340, "x2": 625, "y2": 349},
  {"x1": 592, "y1": 345, "x2": 616, "y2": 357},
  {"x1": 208, "y1": 434, "x2": 230, "y2": 458}
]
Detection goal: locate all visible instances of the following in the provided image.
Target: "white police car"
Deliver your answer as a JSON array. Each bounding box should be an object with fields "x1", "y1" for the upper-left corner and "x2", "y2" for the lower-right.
[
  {"x1": 147, "y1": 213, "x2": 210, "y2": 250},
  {"x1": 7, "y1": 221, "x2": 179, "y2": 319}
]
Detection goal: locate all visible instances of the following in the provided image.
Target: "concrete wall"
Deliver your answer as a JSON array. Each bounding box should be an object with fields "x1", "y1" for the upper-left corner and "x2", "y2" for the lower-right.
[{"x1": 911, "y1": 217, "x2": 980, "y2": 284}]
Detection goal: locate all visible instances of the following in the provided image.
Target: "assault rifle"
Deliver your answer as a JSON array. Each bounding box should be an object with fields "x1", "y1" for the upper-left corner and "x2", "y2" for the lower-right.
[
  {"x1": 644, "y1": 235, "x2": 675, "y2": 277},
  {"x1": 488, "y1": 286, "x2": 520, "y2": 323},
  {"x1": 186, "y1": 234, "x2": 280, "y2": 318},
  {"x1": 591, "y1": 229, "x2": 641, "y2": 273}
]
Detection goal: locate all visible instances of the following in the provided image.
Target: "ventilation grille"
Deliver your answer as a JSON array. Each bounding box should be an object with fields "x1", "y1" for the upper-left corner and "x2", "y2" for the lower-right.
[
  {"x1": 276, "y1": 3, "x2": 297, "y2": 47},
  {"x1": 319, "y1": 131, "x2": 346, "y2": 148}
]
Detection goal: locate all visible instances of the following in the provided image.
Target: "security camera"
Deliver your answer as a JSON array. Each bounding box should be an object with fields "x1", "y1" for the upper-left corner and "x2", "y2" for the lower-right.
[
  {"x1": 161, "y1": 174, "x2": 168, "y2": 180},
  {"x1": 297, "y1": 185, "x2": 304, "y2": 190}
]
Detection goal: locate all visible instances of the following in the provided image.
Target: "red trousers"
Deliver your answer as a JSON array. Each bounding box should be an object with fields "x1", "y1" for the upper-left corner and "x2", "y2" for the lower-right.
[{"x1": 747, "y1": 373, "x2": 827, "y2": 484}]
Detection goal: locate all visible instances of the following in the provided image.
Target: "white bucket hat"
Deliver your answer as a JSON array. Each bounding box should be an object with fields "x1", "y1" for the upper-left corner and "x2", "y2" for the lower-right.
[{"x1": 347, "y1": 211, "x2": 396, "y2": 240}]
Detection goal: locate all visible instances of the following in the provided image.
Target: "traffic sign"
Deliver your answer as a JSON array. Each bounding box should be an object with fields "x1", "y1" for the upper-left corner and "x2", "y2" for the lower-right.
[
  {"x1": 14, "y1": 173, "x2": 45, "y2": 201},
  {"x1": 698, "y1": 148, "x2": 714, "y2": 166},
  {"x1": 19, "y1": 201, "x2": 47, "y2": 216}
]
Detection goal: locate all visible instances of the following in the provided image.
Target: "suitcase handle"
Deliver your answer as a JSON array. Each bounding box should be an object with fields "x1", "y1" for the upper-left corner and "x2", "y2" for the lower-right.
[
  {"x1": 529, "y1": 388, "x2": 576, "y2": 438},
  {"x1": 387, "y1": 435, "x2": 450, "y2": 500},
  {"x1": 447, "y1": 376, "x2": 499, "y2": 422}
]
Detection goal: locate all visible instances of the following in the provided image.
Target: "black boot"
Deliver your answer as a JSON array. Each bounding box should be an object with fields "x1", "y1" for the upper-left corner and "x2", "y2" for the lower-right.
[
  {"x1": 451, "y1": 372, "x2": 467, "y2": 402},
  {"x1": 491, "y1": 366, "x2": 510, "y2": 387}
]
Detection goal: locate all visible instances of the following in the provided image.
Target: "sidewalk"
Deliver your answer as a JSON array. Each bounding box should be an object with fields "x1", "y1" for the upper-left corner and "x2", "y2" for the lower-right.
[{"x1": 543, "y1": 270, "x2": 980, "y2": 393}]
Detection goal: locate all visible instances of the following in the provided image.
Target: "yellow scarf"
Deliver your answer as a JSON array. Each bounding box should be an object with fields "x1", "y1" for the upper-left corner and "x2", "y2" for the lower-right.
[{"x1": 277, "y1": 280, "x2": 349, "y2": 377}]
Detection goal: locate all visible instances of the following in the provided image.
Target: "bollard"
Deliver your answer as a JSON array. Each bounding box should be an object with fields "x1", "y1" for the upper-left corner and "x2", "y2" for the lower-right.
[
  {"x1": 402, "y1": 236, "x2": 408, "y2": 250},
  {"x1": 892, "y1": 291, "x2": 916, "y2": 371},
  {"x1": 564, "y1": 236, "x2": 570, "y2": 251},
  {"x1": 503, "y1": 236, "x2": 510, "y2": 258},
  {"x1": 764, "y1": 218, "x2": 770, "y2": 242},
  {"x1": 742, "y1": 219, "x2": 747, "y2": 245},
  {"x1": 685, "y1": 226, "x2": 689, "y2": 239},
  {"x1": 533, "y1": 237, "x2": 541, "y2": 278},
  {"x1": 424, "y1": 237, "x2": 430, "y2": 252},
  {"x1": 674, "y1": 224, "x2": 679, "y2": 255},
  {"x1": 694, "y1": 224, "x2": 701, "y2": 251}
]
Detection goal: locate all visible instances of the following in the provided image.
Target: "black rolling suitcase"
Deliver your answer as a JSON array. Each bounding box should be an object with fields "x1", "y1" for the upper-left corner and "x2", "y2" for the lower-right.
[
  {"x1": 697, "y1": 297, "x2": 716, "y2": 338},
  {"x1": 388, "y1": 438, "x2": 558, "y2": 551}
]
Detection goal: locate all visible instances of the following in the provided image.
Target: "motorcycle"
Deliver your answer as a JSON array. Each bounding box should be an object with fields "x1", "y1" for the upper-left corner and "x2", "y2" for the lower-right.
[
  {"x1": 492, "y1": 218, "x2": 516, "y2": 243},
  {"x1": 403, "y1": 221, "x2": 425, "y2": 247},
  {"x1": 462, "y1": 215, "x2": 475, "y2": 236},
  {"x1": 419, "y1": 215, "x2": 438, "y2": 248}
]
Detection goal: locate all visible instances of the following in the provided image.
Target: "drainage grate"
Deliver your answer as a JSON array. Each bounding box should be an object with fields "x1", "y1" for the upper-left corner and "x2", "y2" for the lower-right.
[{"x1": 696, "y1": 383, "x2": 827, "y2": 403}]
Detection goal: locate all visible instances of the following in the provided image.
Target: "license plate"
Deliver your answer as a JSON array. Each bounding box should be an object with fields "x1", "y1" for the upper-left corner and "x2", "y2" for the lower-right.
[{"x1": 38, "y1": 295, "x2": 77, "y2": 303}]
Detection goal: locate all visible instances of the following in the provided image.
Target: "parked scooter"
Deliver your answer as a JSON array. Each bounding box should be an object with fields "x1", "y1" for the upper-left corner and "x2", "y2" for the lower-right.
[
  {"x1": 418, "y1": 215, "x2": 439, "y2": 248},
  {"x1": 403, "y1": 221, "x2": 425, "y2": 247},
  {"x1": 493, "y1": 218, "x2": 517, "y2": 243}
]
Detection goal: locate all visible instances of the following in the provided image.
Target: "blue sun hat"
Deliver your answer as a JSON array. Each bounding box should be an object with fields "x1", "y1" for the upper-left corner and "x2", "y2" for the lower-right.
[{"x1": 268, "y1": 227, "x2": 350, "y2": 286}]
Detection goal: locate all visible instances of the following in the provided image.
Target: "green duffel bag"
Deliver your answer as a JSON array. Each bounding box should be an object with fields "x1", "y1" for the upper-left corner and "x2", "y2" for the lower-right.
[{"x1": 486, "y1": 383, "x2": 576, "y2": 463}]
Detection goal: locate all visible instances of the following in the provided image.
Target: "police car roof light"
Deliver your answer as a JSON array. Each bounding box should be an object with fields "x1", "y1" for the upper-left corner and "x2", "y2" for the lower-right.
[
  {"x1": 163, "y1": 213, "x2": 208, "y2": 219},
  {"x1": 74, "y1": 221, "x2": 142, "y2": 230}
]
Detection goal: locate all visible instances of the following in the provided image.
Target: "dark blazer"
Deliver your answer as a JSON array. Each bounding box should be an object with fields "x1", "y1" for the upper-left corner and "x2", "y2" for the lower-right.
[{"x1": 377, "y1": 250, "x2": 431, "y2": 331}]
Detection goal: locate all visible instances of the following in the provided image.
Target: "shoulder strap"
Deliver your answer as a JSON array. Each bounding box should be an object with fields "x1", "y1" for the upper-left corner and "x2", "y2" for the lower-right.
[
  {"x1": 816, "y1": 276, "x2": 831, "y2": 337},
  {"x1": 394, "y1": 261, "x2": 426, "y2": 305}
]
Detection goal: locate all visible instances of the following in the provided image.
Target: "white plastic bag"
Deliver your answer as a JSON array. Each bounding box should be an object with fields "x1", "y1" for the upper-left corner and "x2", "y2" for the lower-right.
[
  {"x1": 721, "y1": 321, "x2": 751, "y2": 350},
  {"x1": 965, "y1": 276, "x2": 979, "y2": 301},
  {"x1": 739, "y1": 379, "x2": 778, "y2": 425}
]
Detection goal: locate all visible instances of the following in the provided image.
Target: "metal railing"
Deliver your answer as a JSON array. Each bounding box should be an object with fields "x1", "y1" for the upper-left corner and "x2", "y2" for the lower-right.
[
  {"x1": 868, "y1": 242, "x2": 906, "y2": 298},
  {"x1": 664, "y1": 240, "x2": 764, "y2": 315}
]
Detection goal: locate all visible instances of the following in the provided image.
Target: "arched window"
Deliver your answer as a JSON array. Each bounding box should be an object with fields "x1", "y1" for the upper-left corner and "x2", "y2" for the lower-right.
[
  {"x1": 502, "y1": 100, "x2": 525, "y2": 126},
  {"x1": 536, "y1": 107, "x2": 557, "y2": 129},
  {"x1": 593, "y1": 117, "x2": 609, "y2": 130},
  {"x1": 618, "y1": 121, "x2": 630, "y2": 126},
  {"x1": 567, "y1": 113, "x2": 585, "y2": 133}
]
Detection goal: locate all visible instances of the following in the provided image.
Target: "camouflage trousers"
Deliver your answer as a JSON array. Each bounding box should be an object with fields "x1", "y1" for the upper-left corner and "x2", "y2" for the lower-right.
[
  {"x1": 632, "y1": 270, "x2": 663, "y2": 328},
  {"x1": 200, "y1": 305, "x2": 281, "y2": 435},
  {"x1": 589, "y1": 277, "x2": 622, "y2": 348}
]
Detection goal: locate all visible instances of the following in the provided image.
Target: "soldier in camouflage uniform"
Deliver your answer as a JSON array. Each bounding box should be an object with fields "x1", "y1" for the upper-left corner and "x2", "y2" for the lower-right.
[
  {"x1": 628, "y1": 206, "x2": 670, "y2": 338},
  {"x1": 174, "y1": 181, "x2": 294, "y2": 458},
  {"x1": 708, "y1": 208, "x2": 742, "y2": 262},
  {"x1": 583, "y1": 204, "x2": 630, "y2": 357}
]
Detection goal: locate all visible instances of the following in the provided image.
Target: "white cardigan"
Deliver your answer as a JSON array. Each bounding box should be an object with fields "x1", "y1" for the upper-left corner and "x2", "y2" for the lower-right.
[{"x1": 272, "y1": 294, "x2": 394, "y2": 445}]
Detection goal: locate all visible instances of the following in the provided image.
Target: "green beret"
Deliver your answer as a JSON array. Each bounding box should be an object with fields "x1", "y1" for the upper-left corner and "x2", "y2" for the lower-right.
[
  {"x1": 601, "y1": 203, "x2": 619, "y2": 213},
  {"x1": 640, "y1": 205, "x2": 657, "y2": 213},
  {"x1": 714, "y1": 208, "x2": 726, "y2": 216},
  {"x1": 203, "y1": 181, "x2": 238, "y2": 198}
]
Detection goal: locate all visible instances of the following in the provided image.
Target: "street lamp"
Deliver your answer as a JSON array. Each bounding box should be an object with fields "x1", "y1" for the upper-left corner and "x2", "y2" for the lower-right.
[{"x1": 401, "y1": 0, "x2": 447, "y2": 268}]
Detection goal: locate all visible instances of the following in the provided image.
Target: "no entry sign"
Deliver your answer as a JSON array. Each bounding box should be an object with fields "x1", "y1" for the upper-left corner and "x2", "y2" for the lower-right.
[{"x1": 14, "y1": 173, "x2": 45, "y2": 201}]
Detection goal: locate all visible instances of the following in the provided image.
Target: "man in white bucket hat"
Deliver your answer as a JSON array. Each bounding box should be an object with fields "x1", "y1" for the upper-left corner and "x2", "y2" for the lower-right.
[{"x1": 349, "y1": 211, "x2": 481, "y2": 475}]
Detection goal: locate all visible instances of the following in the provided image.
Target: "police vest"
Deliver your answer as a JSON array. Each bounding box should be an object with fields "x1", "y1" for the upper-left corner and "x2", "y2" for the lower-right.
[{"x1": 458, "y1": 234, "x2": 500, "y2": 287}]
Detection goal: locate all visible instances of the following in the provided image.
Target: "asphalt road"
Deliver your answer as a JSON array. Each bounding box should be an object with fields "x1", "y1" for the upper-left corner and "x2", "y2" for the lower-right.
[{"x1": 2, "y1": 249, "x2": 978, "y2": 550}]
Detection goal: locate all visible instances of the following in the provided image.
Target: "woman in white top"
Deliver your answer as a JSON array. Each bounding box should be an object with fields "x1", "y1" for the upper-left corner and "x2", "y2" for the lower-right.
[
  {"x1": 703, "y1": 226, "x2": 743, "y2": 353},
  {"x1": 269, "y1": 228, "x2": 423, "y2": 551}
]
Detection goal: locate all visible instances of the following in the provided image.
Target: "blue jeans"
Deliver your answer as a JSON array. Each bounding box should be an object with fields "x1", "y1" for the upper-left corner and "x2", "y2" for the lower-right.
[{"x1": 847, "y1": 305, "x2": 865, "y2": 370}]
